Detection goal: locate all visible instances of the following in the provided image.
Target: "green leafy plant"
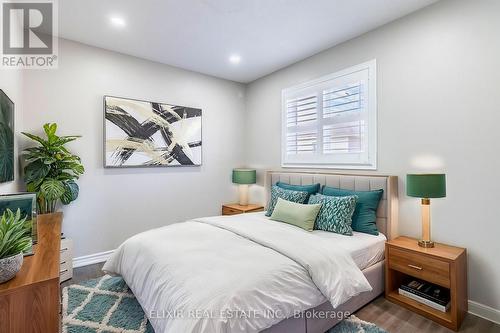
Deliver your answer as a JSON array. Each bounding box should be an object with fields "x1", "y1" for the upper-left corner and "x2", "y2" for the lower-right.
[
  {"x1": 0, "y1": 209, "x2": 32, "y2": 259},
  {"x1": 22, "y1": 123, "x2": 84, "y2": 214}
]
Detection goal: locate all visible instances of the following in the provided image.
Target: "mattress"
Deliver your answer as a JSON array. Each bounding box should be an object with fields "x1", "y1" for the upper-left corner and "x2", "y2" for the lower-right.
[{"x1": 248, "y1": 212, "x2": 386, "y2": 270}]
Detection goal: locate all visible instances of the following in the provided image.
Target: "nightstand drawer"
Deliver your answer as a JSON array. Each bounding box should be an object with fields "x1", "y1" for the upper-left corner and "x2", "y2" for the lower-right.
[
  {"x1": 60, "y1": 238, "x2": 73, "y2": 262},
  {"x1": 388, "y1": 247, "x2": 450, "y2": 288}
]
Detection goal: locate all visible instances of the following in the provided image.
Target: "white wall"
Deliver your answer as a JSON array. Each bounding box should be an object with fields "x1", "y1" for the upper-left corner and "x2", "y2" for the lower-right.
[
  {"x1": 245, "y1": 0, "x2": 500, "y2": 311},
  {"x1": 0, "y1": 69, "x2": 22, "y2": 194},
  {"x1": 21, "y1": 39, "x2": 246, "y2": 258}
]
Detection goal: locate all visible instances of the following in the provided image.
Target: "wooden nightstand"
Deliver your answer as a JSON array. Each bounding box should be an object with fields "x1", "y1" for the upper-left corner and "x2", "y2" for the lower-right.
[
  {"x1": 385, "y1": 236, "x2": 467, "y2": 331},
  {"x1": 222, "y1": 204, "x2": 264, "y2": 216}
]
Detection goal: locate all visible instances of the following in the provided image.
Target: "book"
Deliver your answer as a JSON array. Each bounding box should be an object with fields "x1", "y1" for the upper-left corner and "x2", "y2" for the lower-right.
[
  {"x1": 401, "y1": 279, "x2": 450, "y2": 305},
  {"x1": 399, "y1": 278, "x2": 451, "y2": 312},
  {"x1": 398, "y1": 288, "x2": 450, "y2": 312}
]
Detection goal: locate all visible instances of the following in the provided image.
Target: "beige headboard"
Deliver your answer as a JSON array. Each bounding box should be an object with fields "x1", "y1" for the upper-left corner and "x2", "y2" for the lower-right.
[{"x1": 264, "y1": 170, "x2": 399, "y2": 240}]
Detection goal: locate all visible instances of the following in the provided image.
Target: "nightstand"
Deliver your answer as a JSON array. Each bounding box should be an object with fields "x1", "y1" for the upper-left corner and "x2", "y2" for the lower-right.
[
  {"x1": 222, "y1": 203, "x2": 264, "y2": 216},
  {"x1": 385, "y1": 236, "x2": 467, "y2": 331}
]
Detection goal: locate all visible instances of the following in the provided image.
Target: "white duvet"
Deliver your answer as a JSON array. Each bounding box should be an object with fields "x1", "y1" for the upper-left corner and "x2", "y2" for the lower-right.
[{"x1": 103, "y1": 213, "x2": 372, "y2": 333}]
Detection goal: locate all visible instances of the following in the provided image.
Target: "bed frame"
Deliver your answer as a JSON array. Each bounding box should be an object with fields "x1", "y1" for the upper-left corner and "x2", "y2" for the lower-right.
[{"x1": 262, "y1": 170, "x2": 399, "y2": 333}]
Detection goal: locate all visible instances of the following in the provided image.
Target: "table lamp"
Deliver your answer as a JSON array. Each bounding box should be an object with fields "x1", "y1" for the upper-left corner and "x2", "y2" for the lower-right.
[
  {"x1": 232, "y1": 169, "x2": 256, "y2": 206},
  {"x1": 406, "y1": 174, "x2": 446, "y2": 248}
]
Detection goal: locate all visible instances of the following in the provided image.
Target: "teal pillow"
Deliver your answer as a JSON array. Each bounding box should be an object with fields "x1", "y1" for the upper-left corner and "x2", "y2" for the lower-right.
[
  {"x1": 276, "y1": 182, "x2": 320, "y2": 200},
  {"x1": 270, "y1": 198, "x2": 321, "y2": 231},
  {"x1": 321, "y1": 186, "x2": 383, "y2": 235},
  {"x1": 308, "y1": 194, "x2": 357, "y2": 235},
  {"x1": 265, "y1": 185, "x2": 309, "y2": 217}
]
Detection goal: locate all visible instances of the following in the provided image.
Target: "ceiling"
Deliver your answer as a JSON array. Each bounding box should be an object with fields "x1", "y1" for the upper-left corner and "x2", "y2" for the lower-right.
[{"x1": 58, "y1": 0, "x2": 438, "y2": 83}]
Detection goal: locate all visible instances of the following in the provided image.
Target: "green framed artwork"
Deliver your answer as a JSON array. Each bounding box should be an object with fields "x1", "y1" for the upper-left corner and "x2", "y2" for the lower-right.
[
  {"x1": 0, "y1": 89, "x2": 14, "y2": 183},
  {"x1": 0, "y1": 193, "x2": 37, "y2": 256}
]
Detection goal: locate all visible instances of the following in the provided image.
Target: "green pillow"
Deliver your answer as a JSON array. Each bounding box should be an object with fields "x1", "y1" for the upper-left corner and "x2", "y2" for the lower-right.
[
  {"x1": 276, "y1": 182, "x2": 320, "y2": 200},
  {"x1": 270, "y1": 198, "x2": 321, "y2": 231},
  {"x1": 308, "y1": 194, "x2": 357, "y2": 235},
  {"x1": 265, "y1": 185, "x2": 309, "y2": 217},
  {"x1": 321, "y1": 186, "x2": 383, "y2": 235}
]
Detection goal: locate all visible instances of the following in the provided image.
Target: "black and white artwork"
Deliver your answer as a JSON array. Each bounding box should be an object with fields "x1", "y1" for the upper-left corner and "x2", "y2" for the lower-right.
[{"x1": 104, "y1": 96, "x2": 202, "y2": 167}]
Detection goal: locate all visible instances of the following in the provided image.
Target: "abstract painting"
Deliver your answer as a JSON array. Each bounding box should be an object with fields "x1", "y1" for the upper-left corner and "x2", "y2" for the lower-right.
[
  {"x1": 0, "y1": 90, "x2": 14, "y2": 182},
  {"x1": 104, "y1": 96, "x2": 202, "y2": 167},
  {"x1": 0, "y1": 193, "x2": 37, "y2": 256}
]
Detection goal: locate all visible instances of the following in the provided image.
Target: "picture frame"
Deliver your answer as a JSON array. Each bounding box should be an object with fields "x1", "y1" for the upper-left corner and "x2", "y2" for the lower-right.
[
  {"x1": 103, "y1": 95, "x2": 202, "y2": 168},
  {"x1": 0, "y1": 89, "x2": 14, "y2": 183}
]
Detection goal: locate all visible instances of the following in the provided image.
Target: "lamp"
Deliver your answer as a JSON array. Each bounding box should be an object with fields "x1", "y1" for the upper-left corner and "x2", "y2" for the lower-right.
[
  {"x1": 406, "y1": 174, "x2": 446, "y2": 248},
  {"x1": 232, "y1": 169, "x2": 256, "y2": 206}
]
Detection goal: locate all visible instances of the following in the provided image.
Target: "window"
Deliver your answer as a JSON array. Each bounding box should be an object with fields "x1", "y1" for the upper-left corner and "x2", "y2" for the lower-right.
[{"x1": 282, "y1": 60, "x2": 377, "y2": 169}]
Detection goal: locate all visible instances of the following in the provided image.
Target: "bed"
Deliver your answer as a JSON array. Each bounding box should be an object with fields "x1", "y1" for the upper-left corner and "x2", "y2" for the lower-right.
[
  {"x1": 103, "y1": 171, "x2": 398, "y2": 333},
  {"x1": 262, "y1": 171, "x2": 398, "y2": 333}
]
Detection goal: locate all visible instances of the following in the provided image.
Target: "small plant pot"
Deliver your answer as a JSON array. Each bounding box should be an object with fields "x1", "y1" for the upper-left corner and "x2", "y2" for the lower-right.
[{"x1": 0, "y1": 252, "x2": 23, "y2": 284}]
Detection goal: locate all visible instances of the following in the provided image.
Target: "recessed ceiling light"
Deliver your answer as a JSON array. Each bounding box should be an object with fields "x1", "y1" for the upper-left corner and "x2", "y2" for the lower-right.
[
  {"x1": 110, "y1": 16, "x2": 126, "y2": 28},
  {"x1": 229, "y1": 54, "x2": 241, "y2": 65}
]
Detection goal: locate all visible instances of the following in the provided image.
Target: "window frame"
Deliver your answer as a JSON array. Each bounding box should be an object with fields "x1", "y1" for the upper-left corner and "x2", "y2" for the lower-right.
[{"x1": 281, "y1": 59, "x2": 377, "y2": 170}]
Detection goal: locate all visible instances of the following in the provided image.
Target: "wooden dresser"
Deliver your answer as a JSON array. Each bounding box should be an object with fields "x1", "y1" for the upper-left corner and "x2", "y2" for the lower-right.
[{"x1": 0, "y1": 213, "x2": 62, "y2": 333}]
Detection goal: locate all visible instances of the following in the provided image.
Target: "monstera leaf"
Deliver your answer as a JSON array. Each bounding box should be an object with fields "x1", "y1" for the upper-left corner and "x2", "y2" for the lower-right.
[
  {"x1": 61, "y1": 181, "x2": 79, "y2": 205},
  {"x1": 24, "y1": 160, "x2": 50, "y2": 186},
  {"x1": 40, "y1": 179, "x2": 66, "y2": 201}
]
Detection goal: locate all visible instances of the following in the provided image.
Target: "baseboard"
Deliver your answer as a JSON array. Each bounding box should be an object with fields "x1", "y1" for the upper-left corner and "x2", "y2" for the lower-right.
[
  {"x1": 468, "y1": 300, "x2": 500, "y2": 325},
  {"x1": 73, "y1": 249, "x2": 115, "y2": 268}
]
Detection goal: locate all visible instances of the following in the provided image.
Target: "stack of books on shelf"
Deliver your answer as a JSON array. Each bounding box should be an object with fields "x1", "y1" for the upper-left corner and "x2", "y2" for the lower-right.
[{"x1": 398, "y1": 279, "x2": 451, "y2": 312}]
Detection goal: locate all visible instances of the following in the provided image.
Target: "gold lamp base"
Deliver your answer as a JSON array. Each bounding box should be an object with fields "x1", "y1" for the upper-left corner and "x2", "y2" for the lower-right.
[
  {"x1": 418, "y1": 240, "x2": 435, "y2": 248},
  {"x1": 418, "y1": 198, "x2": 434, "y2": 248}
]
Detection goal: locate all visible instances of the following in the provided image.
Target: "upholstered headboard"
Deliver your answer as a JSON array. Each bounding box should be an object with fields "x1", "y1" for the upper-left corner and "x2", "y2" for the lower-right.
[{"x1": 264, "y1": 170, "x2": 399, "y2": 240}]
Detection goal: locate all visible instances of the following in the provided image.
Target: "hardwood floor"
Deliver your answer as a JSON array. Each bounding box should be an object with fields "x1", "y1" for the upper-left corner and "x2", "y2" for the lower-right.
[
  {"x1": 356, "y1": 297, "x2": 499, "y2": 333},
  {"x1": 62, "y1": 263, "x2": 500, "y2": 333},
  {"x1": 60, "y1": 263, "x2": 105, "y2": 289}
]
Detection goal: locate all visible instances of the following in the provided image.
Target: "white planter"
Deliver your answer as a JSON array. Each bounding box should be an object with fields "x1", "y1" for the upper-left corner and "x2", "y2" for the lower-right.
[{"x1": 0, "y1": 252, "x2": 23, "y2": 284}]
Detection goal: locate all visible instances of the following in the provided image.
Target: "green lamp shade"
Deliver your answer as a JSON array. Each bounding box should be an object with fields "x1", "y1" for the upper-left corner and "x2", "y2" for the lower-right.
[
  {"x1": 406, "y1": 174, "x2": 446, "y2": 198},
  {"x1": 232, "y1": 169, "x2": 256, "y2": 184}
]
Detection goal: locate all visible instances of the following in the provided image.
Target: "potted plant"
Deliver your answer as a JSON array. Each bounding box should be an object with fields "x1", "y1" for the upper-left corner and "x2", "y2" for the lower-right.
[
  {"x1": 22, "y1": 123, "x2": 84, "y2": 225},
  {"x1": 0, "y1": 209, "x2": 32, "y2": 283}
]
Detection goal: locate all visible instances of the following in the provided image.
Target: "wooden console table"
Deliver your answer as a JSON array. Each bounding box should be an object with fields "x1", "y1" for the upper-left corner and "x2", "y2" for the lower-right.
[{"x1": 0, "y1": 213, "x2": 62, "y2": 333}]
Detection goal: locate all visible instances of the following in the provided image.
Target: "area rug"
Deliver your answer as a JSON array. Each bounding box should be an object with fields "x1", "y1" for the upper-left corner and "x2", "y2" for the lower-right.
[
  {"x1": 327, "y1": 316, "x2": 387, "y2": 333},
  {"x1": 63, "y1": 275, "x2": 387, "y2": 333},
  {"x1": 62, "y1": 275, "x2": 154, "y2": 333}
]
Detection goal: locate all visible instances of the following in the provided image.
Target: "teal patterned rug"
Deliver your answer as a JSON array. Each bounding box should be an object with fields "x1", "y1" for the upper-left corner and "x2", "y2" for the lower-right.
[
  {"x1": 63, "y1": 275, "x2": 387, "y2": 333},
  {"x1": 62, "y1": 275, "x2": 154, "y2": 333},
  {"x1": 328, "y1": 316, "x2": 387, "y2": 333}
]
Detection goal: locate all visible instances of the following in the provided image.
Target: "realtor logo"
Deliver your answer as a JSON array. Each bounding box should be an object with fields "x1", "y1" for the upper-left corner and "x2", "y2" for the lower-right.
[{"x1": 1, "y1": 0, "x2": 58, "y2": 68}]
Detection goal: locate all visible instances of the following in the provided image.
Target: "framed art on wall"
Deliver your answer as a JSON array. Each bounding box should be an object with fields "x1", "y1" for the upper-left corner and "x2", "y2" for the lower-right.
[
  {"x1": 0, "y1": 89, "x2": 14, "y2": 183},
  {"x1": 0, "y1": 193, "x2": 37, "y2": 256},
  {"x1": 104, "y1": 96, "x2": 202, "y2": 168}
]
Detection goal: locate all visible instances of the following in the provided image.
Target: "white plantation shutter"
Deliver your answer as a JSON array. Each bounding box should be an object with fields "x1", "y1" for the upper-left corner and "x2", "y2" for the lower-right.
[
  {"x1": 282, "y1": 60, "x2": 377, "y2": 169},
  {"x1": 285, "y1": 95, "x2": 318, "y2": 155},
  {"x1": 322, "y1": 83, "x2": 364, "y2": 154}
]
